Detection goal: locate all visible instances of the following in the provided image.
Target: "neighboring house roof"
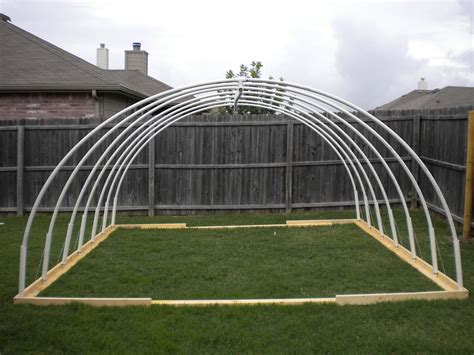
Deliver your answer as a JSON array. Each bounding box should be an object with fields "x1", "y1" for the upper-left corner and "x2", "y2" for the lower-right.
[
  {"x1": 0, "y1": 17, "x2": 173, "y2": 99},
  {"x1": 108, "y1": 70, "x2": 172, "y2": 97},
  {"x1": 375, "y1": 86, "x2": 474, "y2": 110}
]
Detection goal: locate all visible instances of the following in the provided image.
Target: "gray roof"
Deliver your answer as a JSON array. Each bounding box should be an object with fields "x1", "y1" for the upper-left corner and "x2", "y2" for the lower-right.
[
  {"x1": 375, "y1": 86, "x2": 474, "y2": 110},
  {"x1": 108, "y1": 70, "x2": 172, "y2": 97},
  {"x1": 0, "y1": 17, "x2": 173, "y2": 98}
]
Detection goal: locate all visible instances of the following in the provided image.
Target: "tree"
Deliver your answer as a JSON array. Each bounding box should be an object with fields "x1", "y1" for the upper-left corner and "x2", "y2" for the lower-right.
[
  {"x1": 221, "y1": 61, "x2": 286, "y2": 114},
  {"x1": 226, "y1": 61, "x2": 264, "y2": 81}
]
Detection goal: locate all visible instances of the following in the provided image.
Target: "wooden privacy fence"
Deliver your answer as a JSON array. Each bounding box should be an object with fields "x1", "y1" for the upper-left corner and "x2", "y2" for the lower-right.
[{"x1": 0, "y1": 107, "x2": 472, "y2": 227}]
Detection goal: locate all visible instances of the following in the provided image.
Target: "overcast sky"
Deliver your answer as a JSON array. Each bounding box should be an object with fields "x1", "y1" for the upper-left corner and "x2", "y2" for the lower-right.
[{"x1": 1, "y1": 0, "x2": 473, "y2": 109}]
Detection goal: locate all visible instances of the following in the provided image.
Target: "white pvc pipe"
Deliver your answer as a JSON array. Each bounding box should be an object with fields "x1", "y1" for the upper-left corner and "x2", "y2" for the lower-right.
[
  {"x1": 105, "y1": 90, "x2": 394, "y2": 245},
  {"x1": 19, "y1": 78, "x2": 463, "y2": 295},
  {"x1": 246, "y1": 82, "x2": 428, "y2": 266},
  {"x1": 63, "y1": 88, "x2": 226, "y2": 260},
  {"x1": 249, "y1": 79, "x2": 460, "y2": 280},
  {"x1": 107, "y1": 98, "x2": 367, "y2": 229},
  {"x1": 41, "y1": 83, "x2": 236, "y2": 279},
  {"x1": 98, "y1": 89, "x2": 396, "y2": 240}
]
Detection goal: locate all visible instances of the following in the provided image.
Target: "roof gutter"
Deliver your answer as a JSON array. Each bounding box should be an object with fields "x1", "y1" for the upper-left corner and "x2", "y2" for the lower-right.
[{"x1": 0, "y1": 86, "x2": 147, "y2": 100}]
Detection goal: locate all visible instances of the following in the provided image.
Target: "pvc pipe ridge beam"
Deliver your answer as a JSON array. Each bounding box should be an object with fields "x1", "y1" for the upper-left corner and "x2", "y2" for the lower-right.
[{"x1": 234, "y1": 78, "x2": 244, "y2": 113}]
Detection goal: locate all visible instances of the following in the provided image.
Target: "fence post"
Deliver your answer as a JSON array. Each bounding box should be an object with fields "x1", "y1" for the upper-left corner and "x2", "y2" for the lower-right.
[
  {"x1": 16, "y1": 125, "x2": 25, "y2": 216},
  {"x1": 286, "y1": 121, "x2": 294, "y2": 213},
  {"x1": 148, "y1": 137, "x2": 156, "y2": 217},
  {"x1": 462, "y1": 111, "x2": 474, "y2": 239},
  {"x1": 410, "y1": 115, "x2": 421, "y2": 209}
]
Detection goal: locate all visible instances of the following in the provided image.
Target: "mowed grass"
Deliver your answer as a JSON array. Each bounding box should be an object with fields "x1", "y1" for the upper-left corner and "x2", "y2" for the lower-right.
[
  {"x1": 0, "y1": 209, "x2": 473, "y2": 353},
  {"x1": 42, "y1": 224, "x2": 439, "y2": 299}
]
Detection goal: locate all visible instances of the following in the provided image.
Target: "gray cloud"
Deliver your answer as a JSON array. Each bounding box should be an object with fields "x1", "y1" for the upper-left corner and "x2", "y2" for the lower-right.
[
  {"x1": 2, "y1": 0, "x2": 473, "y2": 110},
  {"x1": 332, "y1": 19, "x2": 423, "y2": 109},
  {"x1": 458, "y1": 0, "x2": 474, "y2": 18}
]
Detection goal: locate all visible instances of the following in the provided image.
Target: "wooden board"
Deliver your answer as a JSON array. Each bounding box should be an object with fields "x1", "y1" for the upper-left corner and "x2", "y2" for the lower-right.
[
  {"x1": 14, "y1": 290, "x2": 468, "y2": 307},
  {"x1": 336, "y1": 290, "x2": 468, "y2": 305},
  {"x1": 151, "y1": 297, "x2": 336, "y2": 306},
  {"x1": 354, "y1": 219, "x2": 464, "y2": 292},
  {"x1": 286, "y1": 219, "x2": 356, "y2": 226},
  {"x1": 17, "y1": 225, "x2": 117, "y2": 298},
  {"x1": 15, "y1": 219, "x2": 469, "y2": 307},
  {"x1": 14, "y1": 297, "x2": 151, "y2": 307},
  {"x1": 117, "y1": 223, "x2": 187, "y2": 229},
  {"x1": 0, "y1": 111, "x2": 470, "y2": 219},
  {"x1": 116, "y1": 220, "x2": 354, "y2": 231}
]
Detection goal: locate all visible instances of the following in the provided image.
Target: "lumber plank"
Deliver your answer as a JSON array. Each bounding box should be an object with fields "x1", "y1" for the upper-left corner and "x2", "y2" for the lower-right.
[
  {"x1": 336, "y1": 290, "x2": 469, "y2": 305},
  {"x1": 354, "y1": 219, "x2": 464, "y2": 292},
  {"x1": 15, "y1": 219, "x2": 469, "y2": 308},
  {"x1": 189, "y1": 224, "x2": 287, "y2": 229},
  {"x1": 117, "y1": 223, "x2": 187, "y2": 229},
  {"x1": 151, "y1": 298, "x2": 336, "y2": 306},
  {"x1": 18, "y1": 225, "x2": 117, "y2": 298},
  {"x1": 286, "y1": 219, "x2": 356, "y2": 226},
  {"x1": 14, "y1": 297, "x2": 151, "y2": 307}
]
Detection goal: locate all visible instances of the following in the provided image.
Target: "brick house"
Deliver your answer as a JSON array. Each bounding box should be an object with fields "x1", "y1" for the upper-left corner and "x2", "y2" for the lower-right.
[{"x1": 0, "y1": 13, "x2": 174, "y2": 120}]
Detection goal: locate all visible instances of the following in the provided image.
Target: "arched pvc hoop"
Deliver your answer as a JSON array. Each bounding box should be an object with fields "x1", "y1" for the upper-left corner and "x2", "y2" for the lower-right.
[{"x1": 18, "y1": 78, "x2": 465, "y2": 301}]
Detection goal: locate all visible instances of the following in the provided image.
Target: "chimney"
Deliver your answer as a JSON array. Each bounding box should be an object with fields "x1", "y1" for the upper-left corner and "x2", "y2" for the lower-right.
[
  {"x1": 96, "y1": 43, "x2": 109, "y2": 69},
  {"x1": 125, "y1": 42, "x2": 148, "y2": 75},
  {"x1": 417, "y1": 77, "x2": 428, "y2": 90}
]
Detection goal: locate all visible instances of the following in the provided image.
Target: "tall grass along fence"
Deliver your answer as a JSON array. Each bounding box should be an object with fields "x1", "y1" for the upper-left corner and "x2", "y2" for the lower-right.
[{"x1": 0, "y1": 106, "x2": 471, "y2": 227}]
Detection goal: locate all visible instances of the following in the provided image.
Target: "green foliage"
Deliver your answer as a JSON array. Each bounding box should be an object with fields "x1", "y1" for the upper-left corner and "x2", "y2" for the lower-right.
[
  {"x1": 221, "y1": 61, "x2": 287, "y2": 114},
  {"x1": 226, "y1": 61, "x2": 263, "y2": 80}
]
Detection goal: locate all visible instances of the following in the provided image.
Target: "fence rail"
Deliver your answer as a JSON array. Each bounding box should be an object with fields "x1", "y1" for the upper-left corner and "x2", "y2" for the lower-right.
[{"x1": 0, "y1": 107, "x2": 471, "y2": 225}]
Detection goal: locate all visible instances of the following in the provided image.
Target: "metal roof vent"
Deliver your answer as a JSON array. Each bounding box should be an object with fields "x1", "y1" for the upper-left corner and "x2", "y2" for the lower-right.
[
  {"x1": 0, "y1": 13, "x2": 11, "y2": 22},
  {"x1": 132, "y1": 42, "x2": 141, "y2": 51}
]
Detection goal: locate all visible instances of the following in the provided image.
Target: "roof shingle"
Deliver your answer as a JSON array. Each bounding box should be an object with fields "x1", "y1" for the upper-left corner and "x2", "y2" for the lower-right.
[
  {"x1": 0, "y1": 18, "x2": 173, "y2": 98},
  {"x1": 375, "y1": 87, "x2": 474, "y2": 110}
]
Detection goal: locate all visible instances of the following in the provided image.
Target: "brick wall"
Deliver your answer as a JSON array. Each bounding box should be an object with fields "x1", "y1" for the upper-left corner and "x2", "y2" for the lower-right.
[
  {"x1": 0, "y1": 92, "x2": 96, "y2": 119},
  {"x1": 99, "y1": 93, "x2": 136, "y2": 119}
]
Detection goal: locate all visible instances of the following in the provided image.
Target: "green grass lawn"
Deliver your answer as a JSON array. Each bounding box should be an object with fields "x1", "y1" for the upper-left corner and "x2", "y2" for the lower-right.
[
  {"x1": 41, "y1": 224, "x2": 440, "y2": 299},
  {"x1": 1, "y1": 209, "x2": 474, "y2": 353}
]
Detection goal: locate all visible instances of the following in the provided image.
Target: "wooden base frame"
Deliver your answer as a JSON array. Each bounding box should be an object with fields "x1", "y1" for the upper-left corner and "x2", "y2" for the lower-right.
[{"x1": 14, "y1": 219, "x2": 468, "y2": 307}]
